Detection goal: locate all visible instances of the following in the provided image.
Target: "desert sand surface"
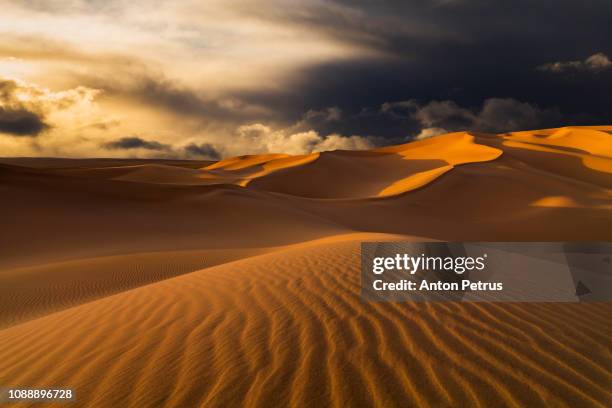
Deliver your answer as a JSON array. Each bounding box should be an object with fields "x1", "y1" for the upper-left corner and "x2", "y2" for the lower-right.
[{"x1": 0, "y1": 126, "x2": 611, "y2": 407}]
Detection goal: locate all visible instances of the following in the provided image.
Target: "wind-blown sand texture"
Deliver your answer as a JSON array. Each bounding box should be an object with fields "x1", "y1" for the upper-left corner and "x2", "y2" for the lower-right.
[{"x1": 1, "y1": 126, "x2": 611, "y2": 407}]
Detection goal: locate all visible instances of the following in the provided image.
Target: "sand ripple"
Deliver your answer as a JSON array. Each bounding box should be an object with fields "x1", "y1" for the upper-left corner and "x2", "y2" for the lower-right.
[{"x1": 0, "y1": 238, "x2": 610, "y2": 407}]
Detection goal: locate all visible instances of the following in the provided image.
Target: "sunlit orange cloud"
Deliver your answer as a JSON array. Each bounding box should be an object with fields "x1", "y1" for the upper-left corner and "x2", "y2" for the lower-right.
[{"x1": 0, "y1": 0, "x2": 384, "y2": 158}]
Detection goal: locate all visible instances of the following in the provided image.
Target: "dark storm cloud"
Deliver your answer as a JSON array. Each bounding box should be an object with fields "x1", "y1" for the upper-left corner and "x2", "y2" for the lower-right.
[
  {"x1": 538, "y1": 53, "x2": 612, "y2": 73},
  {"x1": 413, "y1": 100, "x2": 475, "y2": 131},
  {"x1": 88, "y1": 71, "x2": 270, "y2": 125},
  {"x1": 104, "y1": 136, "x2": 169, "y2": 151},
  {"x1": 337, "y1": 97, "x2": 561, "y2": 139},
  {"x1": 474, "y1": 99, "x2": 561, "y2": 133},
  {"x1": 135, "y1": 77, "x2": 216, "y2": 117},
  {"x1": 0, "y1": 78, "x2": 49, "y2": 136},
  {"x1": 183, "y1": 143, "x2": 221, "y2": 160},
  {"x1": 236, "y1": 0, "x2": 612, "y2": 138},
  {"x1": 0, "y1": 107, "x2": 48, "y2": 136},
  {"x1": 105, "y1": 137, "x2": 222, "y2": 159},
  {"x1": 410, "y1": 98, "x2": 562, "y2": 134}
]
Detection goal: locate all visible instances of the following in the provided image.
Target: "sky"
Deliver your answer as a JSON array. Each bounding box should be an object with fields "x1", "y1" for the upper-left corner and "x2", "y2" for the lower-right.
[{"x1": 1, "y1": 0, "x2": 611, "y2": 159}]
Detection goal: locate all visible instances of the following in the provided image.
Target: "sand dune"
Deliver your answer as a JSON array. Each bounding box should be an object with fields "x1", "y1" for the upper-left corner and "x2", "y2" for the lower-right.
[
  {"x1": 0, "y1": 166, "x2": 345, "y2": 269},
  {"x1": 0, "y1": 237, "x2": 610, "y2": 407},
  {"x1": 247, "y1": 150, "x2": 447, "y2": 198},
  {"x1": 1, "y1": 126, "x2": 611, "y2": 407},
  {"x1": 0, "y1": 247, "x2": 272, "y2": 328},
  {"x1": 503, "y1": 126, "x2": 612, "y2": 157}
]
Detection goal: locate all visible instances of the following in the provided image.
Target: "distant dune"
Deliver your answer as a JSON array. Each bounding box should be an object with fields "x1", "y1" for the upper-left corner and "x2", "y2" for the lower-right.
[{"x1": 0, "y1": 126, "x2": 611, "y2": 407}]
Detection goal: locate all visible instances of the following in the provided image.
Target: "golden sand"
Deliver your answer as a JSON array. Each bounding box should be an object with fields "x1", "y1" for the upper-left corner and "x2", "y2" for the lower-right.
[{"x1": 0, "y1": 126, "x2": 610, "y2": 407}]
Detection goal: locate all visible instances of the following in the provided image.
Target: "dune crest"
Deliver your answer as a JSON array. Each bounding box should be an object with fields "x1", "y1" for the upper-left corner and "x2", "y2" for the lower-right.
[
  {"x1": 503, "y1": 126, "x2": 612, "y2": 157},
  {"x1": 375, "y1": 131, "x2": 503, "y2": 164},
  {"x1": 373, "y1": 132, "x2": 503, "y2": 196},
  {"x1": 377, "y1": 165, "x2": 454, "y2": 197}
]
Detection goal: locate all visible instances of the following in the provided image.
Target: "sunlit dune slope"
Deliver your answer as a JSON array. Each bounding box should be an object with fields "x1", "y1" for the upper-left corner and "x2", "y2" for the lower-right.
[
  {"x1": 0, "y1": 237, "x2": 610, "y2": 407},
  {"x1": 211, "y1": 132, "x2": 503, "y2": 197},
  {"x1": 476, "y1": 126, "x2": 612, "y2": 188},
  {"x1": 503, "y1": 126, "x2": 612, "y2": 157},
  {"x1": 20, "y1": 126, "x2": 605, "y2": 198},
  {"x1": 373, "y1": 132, "x2": 502, "y2": 196},
  {"x1": 248, "y1": 150, "x2": 451, "y2": 198}
]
